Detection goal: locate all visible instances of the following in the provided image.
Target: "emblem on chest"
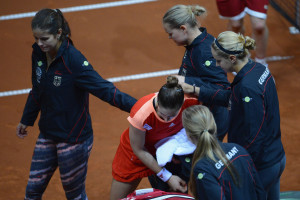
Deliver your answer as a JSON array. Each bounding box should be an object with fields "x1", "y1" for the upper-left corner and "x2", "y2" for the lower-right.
[
  {"x1": 36, "y1": 67, "x2": 42, "y2": 83},
  {"x1": 53, "y1": 76, "x2": 62, "y2": 87}
]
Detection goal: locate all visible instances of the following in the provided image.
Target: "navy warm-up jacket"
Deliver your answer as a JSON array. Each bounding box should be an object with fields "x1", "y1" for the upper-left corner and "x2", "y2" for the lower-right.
[
  {"x1": 178, "y1": 27, "x2": 230, "y2": 139},
  {"x1": 178, "y1": 27, "x2": 230, "y2": 90},
  {"x1": 21, "y1": 39, "x2": 137, "y2": 143},
  {"x1": 193, "y1": 143, "x2": 266, "y2": 200},
  {"x1": 198, "y1": 60, "x2": 285, "y2": 170}
]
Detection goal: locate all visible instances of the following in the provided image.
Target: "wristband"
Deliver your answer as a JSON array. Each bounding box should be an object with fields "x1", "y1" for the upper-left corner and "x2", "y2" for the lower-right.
[{"x1": 156, "y1": 168, "x2": 172, "y2": 182}]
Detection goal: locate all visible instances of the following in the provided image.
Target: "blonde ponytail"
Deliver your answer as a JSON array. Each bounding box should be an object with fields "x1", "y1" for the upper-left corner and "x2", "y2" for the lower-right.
[{"x1": 182, "y1": 105, "x2": 240, "y2": 198}]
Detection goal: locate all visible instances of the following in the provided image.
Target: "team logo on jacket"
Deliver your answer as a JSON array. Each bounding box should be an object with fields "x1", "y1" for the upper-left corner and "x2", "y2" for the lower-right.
[
  {"x1": 242, "y1": 96, "x2": 252, "y2": 103},
  {"x1": 197, "y1": 173, "x2": 205, "y2": 180},
  {"x1": 53, "y1": 76, "x2": 62, "y2": 87},
  {"x1": 36, "y1": 67, "x2": 42, "y2": 83},
  {"x1": 185, "y1": 157, "x2": 191, "y2": 163},
  {"x1": 82, "y1": 60, "x2": 89, "y2": 67},
  {"x1": 204, "y1": 60, "x2": 212, "y2": 67},
  {"x1": 143, "y1": 124, "x2": 152, "y2": 130}
]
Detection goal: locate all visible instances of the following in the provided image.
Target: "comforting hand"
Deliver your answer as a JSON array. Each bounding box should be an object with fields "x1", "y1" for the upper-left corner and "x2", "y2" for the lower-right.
[
  {"x1": 16, "y1": 123, "x2": 28, "y2": 139},
  {"x1": 180, "y1": 82, "x2": 194, "y2": 93},
  {"x1": 167, "y1": 175, "x2": 187, "y2": 193}
]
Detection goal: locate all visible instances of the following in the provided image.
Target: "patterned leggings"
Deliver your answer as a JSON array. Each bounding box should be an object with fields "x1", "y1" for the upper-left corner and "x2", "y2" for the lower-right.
[{"x1": 24, "y1": 133, "x2": 93, "y2": 200}]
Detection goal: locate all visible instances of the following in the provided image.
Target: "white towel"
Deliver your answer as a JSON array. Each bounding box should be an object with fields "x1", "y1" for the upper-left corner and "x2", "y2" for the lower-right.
[{"x1": 155, "y1": 128, "x2": 196, "y2": 167}]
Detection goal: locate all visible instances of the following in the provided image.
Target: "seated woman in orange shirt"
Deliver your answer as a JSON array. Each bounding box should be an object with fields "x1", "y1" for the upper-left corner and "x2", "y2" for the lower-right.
[{"x1": 110, "y1": 76, "x2": 200, "y2": 200}]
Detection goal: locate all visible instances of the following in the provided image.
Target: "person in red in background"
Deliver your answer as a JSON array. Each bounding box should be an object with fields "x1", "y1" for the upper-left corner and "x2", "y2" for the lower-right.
[
  {"x1": 216, "y1": 0, "x2": 269, "y2": 67},
  {"x1": 110, "y1": 76, "x2": 200, "y2": 200}
]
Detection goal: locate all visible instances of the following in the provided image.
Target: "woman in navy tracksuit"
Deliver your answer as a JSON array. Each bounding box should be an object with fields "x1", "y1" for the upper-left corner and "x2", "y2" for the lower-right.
[
  {"x1": 149, "y1": 4, "x2": 231, "y2": 192},
  {"x1": 182, "y1": 105, "x2": 266, "y2": 200},
  {"x1": 16, "y1": 8, "x2": 136, "y2": 200},
  {"x1": 163, "y1": 4, "x2": 230, "y2": 141},
  {"x1": 181, "y1": 31, "x2": 285, "y2": 200}
]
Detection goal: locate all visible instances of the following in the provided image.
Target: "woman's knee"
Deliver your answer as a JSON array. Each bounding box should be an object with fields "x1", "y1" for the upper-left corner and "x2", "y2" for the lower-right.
[{"x1": 110, "y1": 178, "x2": 141, "y2": 200}]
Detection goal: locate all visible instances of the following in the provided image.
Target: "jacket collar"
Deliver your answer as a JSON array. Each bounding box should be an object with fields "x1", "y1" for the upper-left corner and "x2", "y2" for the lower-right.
[
  {"x1": 231, "y1": 59, "x2": 256, "y2": 86},
  {"x1": 185, "y1": 27, "x2": 208, "y2": 50},
  {"x1": 32, "y1": 38, "x2": 71, "y2": 58}
]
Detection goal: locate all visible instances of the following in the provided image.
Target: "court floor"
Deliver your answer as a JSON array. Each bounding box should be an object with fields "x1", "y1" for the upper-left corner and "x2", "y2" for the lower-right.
[{"x1": 0, "y1": 0, "x2": 299, "y2": 199}]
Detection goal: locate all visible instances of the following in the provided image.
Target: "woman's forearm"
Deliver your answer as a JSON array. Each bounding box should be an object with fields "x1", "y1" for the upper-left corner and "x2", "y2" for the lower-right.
[{"x1": 133, "y1": 148, "x2": 162, "y2": 174}]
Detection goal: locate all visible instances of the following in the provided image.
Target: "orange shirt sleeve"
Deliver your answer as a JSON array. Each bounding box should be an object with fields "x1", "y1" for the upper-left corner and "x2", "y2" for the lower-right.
[{"x1": 127, "y1": 94, "x2": 156, "y2": 131}]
